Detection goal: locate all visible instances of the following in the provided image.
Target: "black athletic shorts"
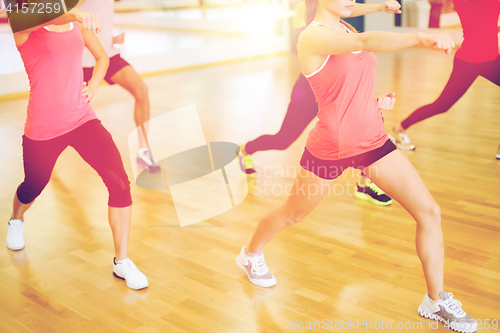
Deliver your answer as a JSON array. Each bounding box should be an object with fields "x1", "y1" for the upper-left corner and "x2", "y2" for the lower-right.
[
  {"x1": 83, "y1": 54, "x2": 131, "y2": 85},
  {"x1": 300, "y1": 139, "x2": 397, "y2": 180}
]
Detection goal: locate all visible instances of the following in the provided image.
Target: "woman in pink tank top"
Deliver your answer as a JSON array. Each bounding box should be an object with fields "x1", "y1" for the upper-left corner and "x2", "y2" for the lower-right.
[
  {"x1": 6, "y1": 4, "x2": 148, "y2": 290},
  {"x1": 236, "y1": 0, "x2": 477, "y2": 331}
]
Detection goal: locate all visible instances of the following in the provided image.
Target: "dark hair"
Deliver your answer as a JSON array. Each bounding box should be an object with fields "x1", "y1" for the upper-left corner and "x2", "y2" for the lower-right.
[
  {"x1": 305, "y1": 0, "x2": 318, "y2": 26},
  {"x1": 304, "y1": 0, "x2": 358, "y2": 32}
]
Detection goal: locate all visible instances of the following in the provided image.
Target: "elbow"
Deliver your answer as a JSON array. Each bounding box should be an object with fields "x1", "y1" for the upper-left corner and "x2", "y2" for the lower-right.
[
  {"x1": 100, "y1": 55, "x2": 110, "y2": 69},
  {"x1": 359, "y1": 33, "x2": 370, "y2": 52}
]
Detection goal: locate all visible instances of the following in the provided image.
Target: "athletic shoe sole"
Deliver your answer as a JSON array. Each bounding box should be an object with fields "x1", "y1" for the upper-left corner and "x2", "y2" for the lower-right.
[
  {"x1": 418, "y1": 306, "x2": 477, "y2": 333},
  {"x1": 236, "y1": 255, "x2": 276, "y2": 288},
  {"x1": 354, "y1": 191, "x2": 392, "y2": 206},
  {"x1": 7, "y1": 244, "x2": 25, "y2": 251},
  {"x1": 113, "y1": 272, "x2": 149, "y2": 290},
  {"x1": 496, "y1": 154, "x2": 500, "y2": 160},
  {"x1": 137, "y1": 157, "x2": 162, "y2": 173}
]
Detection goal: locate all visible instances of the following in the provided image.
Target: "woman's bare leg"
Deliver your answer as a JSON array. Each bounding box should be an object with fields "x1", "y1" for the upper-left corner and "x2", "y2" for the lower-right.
[
  {"x1": 11, "y1": 195, "x2": 34, "y2": 221},
  {"x1": 108, "y1": 206, "x2": 131, "y2": 261},
  {"x1": 247, "y1": 169, "x2": 335, "y2": 253},
  {"x1": 364, "y1": 149, "x2": 443, "y2": 300}
]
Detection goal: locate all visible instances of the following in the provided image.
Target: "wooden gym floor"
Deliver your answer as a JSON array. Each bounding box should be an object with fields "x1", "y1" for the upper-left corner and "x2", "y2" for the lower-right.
[{"x1": 0, "y1": 46, "x2": 499, "y2": 332}]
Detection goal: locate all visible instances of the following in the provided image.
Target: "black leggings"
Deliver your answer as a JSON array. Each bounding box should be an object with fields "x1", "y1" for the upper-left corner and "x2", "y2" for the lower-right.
[
  {"x1": 401, "y1": 55, "x2": 500, "y2": 129},
  {"x1": 245, "y1": 74, "x2": 318, "y2": 154},
  {"x1": 17, "y1": 119, "x2": 132, "y2": 207}
]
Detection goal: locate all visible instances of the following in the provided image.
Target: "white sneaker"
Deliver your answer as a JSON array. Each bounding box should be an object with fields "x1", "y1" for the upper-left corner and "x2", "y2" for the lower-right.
[
  {"x1": 236, "y1": 246, "x2": 276, "y2": 287},
  {"x1": 6, "y1": 219, "x2": 25, "y2": 251},
  {"x1": 137, "y1": 147, "x2": 161, "y2": 173},
  {"x1": 388, "y1": 129, "x2": 416, "y2": 151},
  {"x1": 113, "y1": 258, "x2": 149, "y2": 290},
  {"x1": 418, "y1": 291, "x2": 477, "y2": 333}
]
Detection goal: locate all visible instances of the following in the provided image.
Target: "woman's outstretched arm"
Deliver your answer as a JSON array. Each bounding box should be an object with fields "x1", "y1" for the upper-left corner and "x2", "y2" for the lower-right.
[
  {"x1": 299, "y1": 27, "x2": 454, "y2": 56},
  {"x1": 349, "y1": 0, "x2": 401, "y2": 17}
]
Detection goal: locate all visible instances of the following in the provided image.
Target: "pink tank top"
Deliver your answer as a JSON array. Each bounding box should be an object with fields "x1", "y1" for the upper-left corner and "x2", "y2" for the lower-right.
[
  {"x1": 17, "y1": 23, "x2": 97, "y2": 140},
  {"x1": 304, "y1": 22, "x2": 387, "y2": 160}
]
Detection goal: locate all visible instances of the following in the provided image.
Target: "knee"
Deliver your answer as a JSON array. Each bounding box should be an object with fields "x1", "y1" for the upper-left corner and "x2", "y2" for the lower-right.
[
  {"x1": 273, "y1": 139, "x2": 293, "y2": 151},
  {"x1": 133, "y1": 82, "x2": 149, "y2": 103},
  {"x1": 429, "y1": 98, "x2": 454, "y2": 114},
  {"x1": 282, "y1": 210, "x2": 309, "y2": 227},
  {"x1": 103, "y1": 170, "x2": 132, "y2": 207},
  {"x1": 105, "y1": 170, "x2": 130, "y2": 192},
  {"x1": 418, "y1": 201, "x2": 441, "y2": 227},
  {"x1": 429, "y1": 202, "x2": 441, "y2": 221},
  {"x1": 17, "y1": 179, "x2": 48, "y2": 204}
]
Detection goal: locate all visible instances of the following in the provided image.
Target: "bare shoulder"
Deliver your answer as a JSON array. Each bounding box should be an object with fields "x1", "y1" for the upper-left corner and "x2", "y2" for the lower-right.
[
  {"x1": 297, "y1": 26, "x2": 318, "y2": 46},
  {"x1": 298, "y1": 25, "x2": 341, "y2": 50}
]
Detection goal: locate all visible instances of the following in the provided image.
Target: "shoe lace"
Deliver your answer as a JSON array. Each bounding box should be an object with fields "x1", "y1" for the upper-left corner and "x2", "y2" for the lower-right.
[
  {"x1": 127, "y1": 259, "x2": 138, "y2": 272},
  {"x1": 118, "y1": 258, "x2": 139, "y2": 275},
  {"x1": 367, "y1": 182, "x2": 385, "y2": 196},
  {"x1": 443, "y1": 293, "x2": 466, "y2": 317},
  {"x1": 399, "y1": 131, "x2": 412, "y2": 144},
  {"x1": 250, "y1": 254, "x2": 270, "y2": 276},
  {"x1": 8, "y1": 222, "x2": 24, "y2": 236}
]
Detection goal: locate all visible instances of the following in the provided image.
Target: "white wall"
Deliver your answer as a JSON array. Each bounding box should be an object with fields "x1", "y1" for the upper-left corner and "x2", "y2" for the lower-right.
[{"x1": 364, "y1": 0, "x2": 397, "y2": 31}]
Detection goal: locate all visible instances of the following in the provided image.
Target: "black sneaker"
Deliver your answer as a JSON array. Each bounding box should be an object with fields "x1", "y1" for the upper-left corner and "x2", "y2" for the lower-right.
[{"x1": 354, "y1": 180, "x2": 392, "y2": 206}]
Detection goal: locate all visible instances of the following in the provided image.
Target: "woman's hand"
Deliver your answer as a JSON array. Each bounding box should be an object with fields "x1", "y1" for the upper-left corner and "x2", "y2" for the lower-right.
[
  {"x1": 72, "y1": 8, "x2": 101, "y2": 33},
  {"x1": 81, "y1": 81, "x2": 98, "y2": 103},
  {"x1": 377, "y1": 92, "x2": 396, "y2": 110},
  {"x1": 418, "y1": 32, "x2": 455, "y2": 54},
  {"x1": 379, "y1": 1, "x2": 402, "y2": 14}
]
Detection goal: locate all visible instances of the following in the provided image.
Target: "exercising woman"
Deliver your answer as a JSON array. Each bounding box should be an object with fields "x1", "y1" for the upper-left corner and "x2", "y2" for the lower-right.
[
  {"x1": 79, "y1": 0, "x2": 159, "y2": 173},
  {"x1": 5, "y1": 5, "x2": 148, "y2": 290},
  {"x1": 236, "y1": 0, "x2": 477, "y2": 331},
  {"x1": 390, "y1": 0, "x2": 500, "y2": 153},
  {"x1": 239, "y1": 0, "x2": 402, "y2": 206}
]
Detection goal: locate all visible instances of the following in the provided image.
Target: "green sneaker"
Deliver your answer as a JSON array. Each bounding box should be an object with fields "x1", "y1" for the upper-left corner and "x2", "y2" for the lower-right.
[
  {"x1": 237, "y1": 145, "x2": 257, "y2": 177},
  {"x1": 354, "y1": 180, "x2": 392, "y2": 206}
]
